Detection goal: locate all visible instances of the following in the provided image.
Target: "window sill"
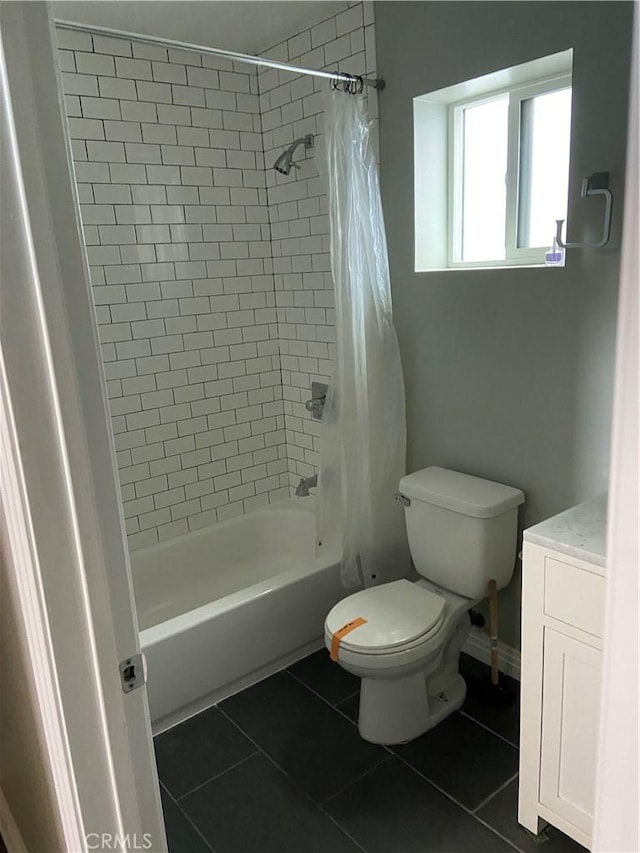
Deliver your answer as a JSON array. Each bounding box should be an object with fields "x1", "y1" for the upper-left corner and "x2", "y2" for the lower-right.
[{"x1": 415, "y1": 263, "x2": 565, "y2": 272}]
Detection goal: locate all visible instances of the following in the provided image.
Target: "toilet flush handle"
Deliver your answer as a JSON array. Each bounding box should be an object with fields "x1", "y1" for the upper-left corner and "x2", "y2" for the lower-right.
[{"x1": 394, "y1": 493, "x2": 411, "y2": 507}]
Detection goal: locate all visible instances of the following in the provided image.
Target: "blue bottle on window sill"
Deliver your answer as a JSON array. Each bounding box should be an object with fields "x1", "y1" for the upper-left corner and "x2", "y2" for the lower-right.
[{"x1": 545, "y1": 237, "x2": 565, "y2": 266}]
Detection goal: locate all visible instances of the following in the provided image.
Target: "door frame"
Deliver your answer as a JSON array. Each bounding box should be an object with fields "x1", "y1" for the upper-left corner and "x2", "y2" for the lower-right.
[{"x1": 0, "y1": 3, "x2": 166, "y2": 850}]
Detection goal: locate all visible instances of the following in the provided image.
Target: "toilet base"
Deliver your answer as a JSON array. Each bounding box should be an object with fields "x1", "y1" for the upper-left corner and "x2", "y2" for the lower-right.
[
  {"x1": 354, "y1": 614, "x2": 471, "y2": 745},
  {"x1": 357, "y1": 670, "x2": 466, "y2": 745}
]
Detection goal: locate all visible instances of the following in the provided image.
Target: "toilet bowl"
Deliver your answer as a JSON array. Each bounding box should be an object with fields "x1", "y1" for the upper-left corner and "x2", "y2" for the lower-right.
[
  {"x1": 324, "y1": 467, "x2": 524, "y2": 745},
  {"x1": 325, "y1": 578, "x2": 474, "y2": 743}
]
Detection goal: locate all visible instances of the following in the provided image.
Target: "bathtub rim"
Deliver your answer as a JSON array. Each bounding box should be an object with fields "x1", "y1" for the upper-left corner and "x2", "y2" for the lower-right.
[
  {"x1": 139, "y1": 545, "x2": 341, "y2": 646},
  {"x1": 129, "y1": 496, "x2": 317, "y2": 562}
]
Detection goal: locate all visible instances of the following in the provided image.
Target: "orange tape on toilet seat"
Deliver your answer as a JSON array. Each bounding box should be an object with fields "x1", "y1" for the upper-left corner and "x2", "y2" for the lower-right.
[{"x1": 330, "y1": 617, "x2": 368, "y2": 661}]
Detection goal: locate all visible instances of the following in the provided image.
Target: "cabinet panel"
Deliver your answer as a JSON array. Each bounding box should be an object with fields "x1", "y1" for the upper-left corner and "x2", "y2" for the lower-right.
[
  {"x1": 544, "y1": 557, "x2": 605, "y2": 637},
  {"x1": 540, "y1": 627, "x2": 602, "y2": 836}
]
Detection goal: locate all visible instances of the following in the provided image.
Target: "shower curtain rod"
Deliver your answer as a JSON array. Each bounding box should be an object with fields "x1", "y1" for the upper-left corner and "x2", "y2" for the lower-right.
[{"x1": 54, "y1": 20, "x2": 385, "y2": 90}]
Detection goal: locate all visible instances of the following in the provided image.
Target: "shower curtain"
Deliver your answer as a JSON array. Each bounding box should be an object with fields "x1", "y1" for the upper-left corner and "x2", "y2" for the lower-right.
[{"x1": 317, "y1": 89, "x2": 410, "y2": 589}]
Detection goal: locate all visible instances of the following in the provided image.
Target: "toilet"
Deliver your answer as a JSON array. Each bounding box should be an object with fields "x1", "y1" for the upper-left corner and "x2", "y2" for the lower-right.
[{"x1": 324, "y1": 467, "x2": 524, "y2": 745}]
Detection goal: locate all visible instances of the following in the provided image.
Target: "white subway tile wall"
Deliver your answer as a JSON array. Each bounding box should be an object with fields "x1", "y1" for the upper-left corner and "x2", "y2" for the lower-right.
[
  {"x1": 57, "y1": 27, "x2": 288, "y2": 550},
  {"x1": 259, "y1": 1, "x2": 378, "y2": 489},
  {"x1": 56, "y1": 1, "x2": 376, "y2": 549}
]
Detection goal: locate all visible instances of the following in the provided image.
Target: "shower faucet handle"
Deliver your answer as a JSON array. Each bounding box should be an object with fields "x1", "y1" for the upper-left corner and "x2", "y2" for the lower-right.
[
  {"x1": 305, "y1": 396, "x2": 325, "y2": 411},
  {"x1": 305, "y1": 382, "x2": 328, "y2": 420}
]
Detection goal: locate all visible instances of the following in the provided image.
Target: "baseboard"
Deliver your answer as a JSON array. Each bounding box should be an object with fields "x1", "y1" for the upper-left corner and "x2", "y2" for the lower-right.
[
  {"x1": 0, "y1": 788, "x2": 27, "y2": 853},
  {"x1": 462, "y1": 626, "x2": 521, "y2": 681}
]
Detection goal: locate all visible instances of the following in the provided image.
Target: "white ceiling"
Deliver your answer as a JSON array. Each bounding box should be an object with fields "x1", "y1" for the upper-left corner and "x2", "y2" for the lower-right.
[{"x1": 51, "y1": 1, "x2": 348, "y2": 56}]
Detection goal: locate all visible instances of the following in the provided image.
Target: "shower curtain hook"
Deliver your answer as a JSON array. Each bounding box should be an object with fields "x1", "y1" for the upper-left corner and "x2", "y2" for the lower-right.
[{"x1": 331, "y1": 72, "x2": 364, "y2": 95}]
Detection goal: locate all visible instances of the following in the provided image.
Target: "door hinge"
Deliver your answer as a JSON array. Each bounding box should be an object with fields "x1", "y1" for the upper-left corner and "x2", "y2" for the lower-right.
[{"x1": 119, "y1": 652, "x2": 146, "y2": 693}]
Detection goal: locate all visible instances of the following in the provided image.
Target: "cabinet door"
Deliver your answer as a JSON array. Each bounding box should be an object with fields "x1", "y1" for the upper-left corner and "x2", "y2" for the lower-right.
[{"x1": 540, "y1": 628, "x2": 602, "y2": 836}]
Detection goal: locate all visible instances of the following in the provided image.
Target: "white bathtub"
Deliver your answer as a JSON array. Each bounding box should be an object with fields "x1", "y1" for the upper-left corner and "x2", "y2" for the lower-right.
[{"x1": 130, "y1": 501, "x2": 346, "y2": 731}]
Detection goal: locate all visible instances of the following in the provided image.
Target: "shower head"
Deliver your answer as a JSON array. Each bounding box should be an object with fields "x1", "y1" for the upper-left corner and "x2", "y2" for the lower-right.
[
  {"x1": 273, "y1": 134, "x2": 314, "y2": 175},
  {"x1": 274, "y1": 149, "x2": 296, "y2": 175}
]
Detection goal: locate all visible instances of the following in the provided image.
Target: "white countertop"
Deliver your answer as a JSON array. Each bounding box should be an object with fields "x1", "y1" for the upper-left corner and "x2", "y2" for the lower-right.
[{"x1": 523, "y1": 493, "x2": 608, "y2": 567}]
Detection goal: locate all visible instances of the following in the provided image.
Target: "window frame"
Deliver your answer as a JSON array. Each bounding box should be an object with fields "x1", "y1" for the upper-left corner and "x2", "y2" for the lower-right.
[{"x1": 447, "y1": 73, "x2": 572, "y2": 269}]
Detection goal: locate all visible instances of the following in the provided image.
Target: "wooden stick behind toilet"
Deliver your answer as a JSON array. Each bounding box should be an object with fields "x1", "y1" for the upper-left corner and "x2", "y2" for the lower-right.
[
  {"x1": 489, "y1": 579, "x2": 499, "y2": 686},
  {"x1": 477, "y1": 578, "x2": 515, "y2": 704}
]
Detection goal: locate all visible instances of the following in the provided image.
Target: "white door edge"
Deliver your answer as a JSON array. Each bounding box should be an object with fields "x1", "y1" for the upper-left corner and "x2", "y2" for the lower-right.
[
  {"x1": 0, "y1": 349, "x2": 85, "y2": 850},
  {"x1": 1, "y1": 3, "x2": 166, "y2": 849}
]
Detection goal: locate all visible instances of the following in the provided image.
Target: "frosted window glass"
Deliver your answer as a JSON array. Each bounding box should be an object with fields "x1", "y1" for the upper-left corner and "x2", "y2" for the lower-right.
[
  {"x1": 519, "y1": 88, "x2": 572, "y2": 248},
  {"x1": 461, "y1": 97, "x2": 508, "y2": 262}
]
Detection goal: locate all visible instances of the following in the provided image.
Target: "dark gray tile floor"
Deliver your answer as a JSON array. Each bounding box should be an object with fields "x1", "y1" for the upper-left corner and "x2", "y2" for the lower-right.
[{"x1": 155, "y1": 651, "x2": 585, "y2": 853}]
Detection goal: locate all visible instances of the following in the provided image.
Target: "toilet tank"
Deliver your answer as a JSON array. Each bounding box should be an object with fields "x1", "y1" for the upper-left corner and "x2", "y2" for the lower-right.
[{"x1": 398, "y1": 467, "x2": 525, "y2": 600}]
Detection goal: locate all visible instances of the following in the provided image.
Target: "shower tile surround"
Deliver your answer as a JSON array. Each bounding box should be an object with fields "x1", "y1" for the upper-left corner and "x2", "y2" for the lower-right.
[
  {"x1": 259, "y1": 1, "x2": 379, "y2": 485},
  {"x1": 56, "y1": 2, "x2": 377, "y2": 549}
]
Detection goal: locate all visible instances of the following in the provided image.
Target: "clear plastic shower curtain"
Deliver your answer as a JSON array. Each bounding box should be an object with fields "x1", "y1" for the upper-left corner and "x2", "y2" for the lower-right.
[{"x1": 317, "y1": 89, "x2": 410, "y2": 589}]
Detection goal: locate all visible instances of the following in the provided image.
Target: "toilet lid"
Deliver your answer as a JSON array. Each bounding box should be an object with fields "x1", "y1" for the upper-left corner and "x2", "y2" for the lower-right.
[{"x1": 326, "y1": 580, "x2": 446, "y2": 653}]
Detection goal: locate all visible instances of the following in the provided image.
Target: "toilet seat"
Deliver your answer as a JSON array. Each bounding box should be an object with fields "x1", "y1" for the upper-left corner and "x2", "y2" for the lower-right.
[{"x1": 325, "y1": 579, "x2": 446, "y2": 656}]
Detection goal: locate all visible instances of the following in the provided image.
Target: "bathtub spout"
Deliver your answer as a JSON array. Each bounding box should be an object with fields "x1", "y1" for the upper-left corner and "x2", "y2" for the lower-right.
[{"x1": 295, "y1": 474, "x2": 317, "y2": 497}]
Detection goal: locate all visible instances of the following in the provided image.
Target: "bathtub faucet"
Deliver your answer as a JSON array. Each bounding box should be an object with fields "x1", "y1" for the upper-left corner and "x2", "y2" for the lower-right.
[{"x1": 295, "y1": 474, "x2": 318, "y2": 497}]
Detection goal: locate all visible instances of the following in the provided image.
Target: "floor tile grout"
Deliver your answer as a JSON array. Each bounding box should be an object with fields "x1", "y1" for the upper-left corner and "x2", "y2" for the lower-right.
[
  {"x1": 471, "y1": 770, "x2": 520, "y2": 814},
  {"x1": 215, "y1": 710, "x2": 370, "y2": 832},
  {"x1": 390, "y1": 752, "x2": 525, "y2": 853},
  {"x1": 175, "y1": 748, "x2": 260, "y2": 802},
  {"x1": 286, "y1": 666, "x2": 359, "y2": 715},
  {"x1": 471, "y1": 812, "x2": 529, "y2": 853},
  {"x1": 242, "y1": 665, "x2": 526, "y2": 851},
  {"x1": 319, "y1": 754, "x2": 394, "y2": 807},
  {"x1": 218, "y1": 676, "x2": 405, "y2": 853},
  {"x1": 289, "y1": 659, "x2": 520, "y2": 753},
  {"x1": 158, "y1": 653, "x2": 530, "y2": 853},
  {"x1": 159, "y1": 780, "x2": 215, "y2": 853},
  {"x1": 458, "y1": 707, "x2": 520, "y2": 749},
  {"x1": 244, "y1": 666, "x2": 523, "y2": 851},
  {"x1": 318, "y1": 807, "x2": 370, "y2": 853},
  {"x1": 337, "y1": 687, "x2": 361, "y2": 704},
  {"x1": 285, "y1": 667, "x2": 375, "y2": 732}
]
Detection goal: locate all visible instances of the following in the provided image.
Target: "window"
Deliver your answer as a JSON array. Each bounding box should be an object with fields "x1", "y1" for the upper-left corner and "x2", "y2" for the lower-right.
[
  {"x1": 414, "y1": 51, "x2": 573, "y2": 271},
  {"x1": 450, "y1": 77, "x2": 572, "y2": 266}
]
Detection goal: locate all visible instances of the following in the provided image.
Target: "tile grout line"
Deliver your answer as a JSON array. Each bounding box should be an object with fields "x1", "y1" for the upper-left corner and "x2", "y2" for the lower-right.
[
  {"x1": 286, "y1": 664, "x2": 527, "y2": 850},
  {"x1": 216, "y1": 702, "x2": 369, "y2": 850},
  {"x1": 254, "y1": 48, "x2": 289, "y2": 493},
  {"x1": 62, "y1": 15, "x2": 344, "y2": 541},
  {"x1": 160, "y1": 657, "x2": 526, "y2": 853},
  {"x1": 390, "y1": 752, "x2": 525, "y2": 853},
  {"x1": 458, "y1": 708, "x2": 520, "y2": 749},
  {"x1": 320, "y1": 754, "x2": 393, "y2": 808},
  {"x1": 289, "y1": 664, "x2": 520, "y2": 752},
  {"x1": 287, "y1": 667, "x2": 519, "y2": 764},
  {"x1": 218, "y1": 669, "x2": 392, "y2": 853},
  {"x1": 471, "y1": 770, "x2": 520, "y2": 814},
  {"x1": 217, "y1": 700, "x2": 319, "y2": 786},
  {"x1": 158, "y1": 779, "x2": 215, "y2": 852},
  {"x1": 175, "y1": 748, "x2": 260, "y2": 801},
  {"x1": 287, "y1": 670, "x2": 526, "y2": 853},
  {"x1": 470, "y1": 811, "x2": 530, "y2": 853},
  {"x1": 332, "y1": 694, "x2": 364, "y2": 727},
  {"x1": 286, "y1": 667, "x2": 363, "y2": 726},
  {"x1": 317, "y1": 807, "x2": 369, "y2": 853},
  {"x1": 286, "y1": 667, "x2": 525, "y2": 819},
  {"x1": 180, "y1": 707, "x2": 312, "y2": 845}
]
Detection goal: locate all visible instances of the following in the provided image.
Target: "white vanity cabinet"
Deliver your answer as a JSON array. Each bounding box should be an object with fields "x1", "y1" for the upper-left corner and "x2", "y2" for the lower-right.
[{"x1": 518, "y1": 496, "x2": 607, "y2": 851}]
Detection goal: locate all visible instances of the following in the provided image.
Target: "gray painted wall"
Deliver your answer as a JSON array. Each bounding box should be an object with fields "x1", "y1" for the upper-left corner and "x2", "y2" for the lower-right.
[{"x1": 375, "y1": 1, "x2": 633, "y2": 648}]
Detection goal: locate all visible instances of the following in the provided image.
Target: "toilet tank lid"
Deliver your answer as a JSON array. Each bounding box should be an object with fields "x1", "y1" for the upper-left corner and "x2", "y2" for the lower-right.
[{"x1": 399, "y1": 467, "x2": 525, "y2": 518}]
